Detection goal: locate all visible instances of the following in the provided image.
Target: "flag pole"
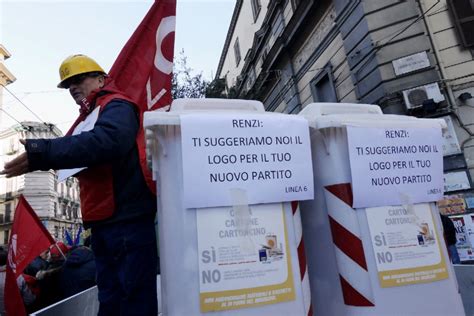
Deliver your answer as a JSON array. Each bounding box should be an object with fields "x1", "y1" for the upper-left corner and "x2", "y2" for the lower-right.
[{"x1": 53, "y1": 242, "x2": 67, "y2": 260}]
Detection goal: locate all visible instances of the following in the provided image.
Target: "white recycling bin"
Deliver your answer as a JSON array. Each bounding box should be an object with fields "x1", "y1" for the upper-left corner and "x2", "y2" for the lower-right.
[
  {"x1": 144, "y1": 99, "x2": 312, "y2": 316},
  {"x1": 298, "y1": 103, "x2": 464, "y2": 315}
]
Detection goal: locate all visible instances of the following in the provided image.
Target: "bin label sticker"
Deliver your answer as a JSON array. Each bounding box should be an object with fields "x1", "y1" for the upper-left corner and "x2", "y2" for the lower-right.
[
  {"x1": 365, "y1": 203, "x2": 448, "y2": 287},
  {"x1": 180, "y1": 113, "x2": 314, "y2": 208},
  {"x1": 196, "y1": 203, "x2": 295, "y2": 312},
  {"x1": 347, "y1": 126, "x2": 443, "y2": 208}
]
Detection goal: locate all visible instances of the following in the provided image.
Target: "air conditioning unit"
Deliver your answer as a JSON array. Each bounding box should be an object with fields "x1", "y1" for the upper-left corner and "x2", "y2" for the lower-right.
[{"x1": 402, "y1": 82, "x2": 445, "y2": 109}]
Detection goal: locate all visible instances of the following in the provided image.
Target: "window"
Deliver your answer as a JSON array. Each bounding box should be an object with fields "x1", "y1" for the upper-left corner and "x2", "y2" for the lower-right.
[
  {"x1": 310, "y1": 65, "x2": 337, "y2": 102},
  {"x1": 251, "y1": 0, "x2": 262, "y2": 21},
  {"x1": 4, "y1": 230, "x2": 9, "y2": 245},
  {"x1": 234, "y1": 38, "x2": 241, "y2": 66},
  {"x1": 448, "y1": 0, "x2": 474, "y2": 47},
  {"x1": 7, "y1": 138, "x2": 15, "y2": 155},
  {"x1": 246, "y1": 68, "x2": 257, "y2": 91},
  {"x1": 291, "y1": 0, "x2": 301, "y2": 10},
  {"x1": 5, "y1": 178, "x2": 12, "y2": 198},
  {"x1": 5, "y1": 204, "x2": 11, "y2": 222},
  {"x1": 272, "y1": 11, "x2": 285, "y2": 37},
  {"x1": 53, "y1": 202, "x2": 57, "y2": 217}
]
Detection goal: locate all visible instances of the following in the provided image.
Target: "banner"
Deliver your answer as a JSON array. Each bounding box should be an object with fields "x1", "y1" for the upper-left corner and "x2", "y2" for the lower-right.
[
  {"x1": 108, "y1": 0, "x2": 176, "y2": 192},
  {"x1": 109, "y1": 0, "x2": 176, "y2": 112}
]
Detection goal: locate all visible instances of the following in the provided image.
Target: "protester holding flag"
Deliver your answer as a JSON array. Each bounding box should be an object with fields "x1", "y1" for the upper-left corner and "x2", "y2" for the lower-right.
[
  {"x1": 23, "y1": 250, "x2": 49, "y2": 278},
  {"x1": 35, "y1": 242, "x2": 70, "y2": 309},
  {"x1": 58, "y1": 245, "x2": 96, "y2": 300}
]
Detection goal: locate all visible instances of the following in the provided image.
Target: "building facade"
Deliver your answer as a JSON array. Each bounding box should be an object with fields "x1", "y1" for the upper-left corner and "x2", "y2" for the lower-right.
[
  {"x1": 216, "y1": 0, "x2": 474, "y2": 209},
  {"x1": 0, "y1": 44, "x2": 16, "y2": 127},
  {"x1": 0, "y1": 122, "x2": 82, "y2": 246},
  {"x1": 0, "y1": 45, "x2": 82, "y2": 246}
]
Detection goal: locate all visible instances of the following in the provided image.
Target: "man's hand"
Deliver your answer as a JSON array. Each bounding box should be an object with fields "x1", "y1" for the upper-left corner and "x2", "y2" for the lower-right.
[{"x1": 1, "y1": 139, "x2": 29, "y2": 178}]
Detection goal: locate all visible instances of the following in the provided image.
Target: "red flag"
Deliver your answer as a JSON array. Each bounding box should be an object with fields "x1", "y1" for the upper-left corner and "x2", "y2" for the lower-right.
[
  {"x1": 107, "y1": 0, "x2": 177, "y2": 193},
  {"x1": 109, "y1": 0, "x2": 176, "y2": 112},
  {"x1": 5, "y1": 195, "x2": 55, "y2": 316}
]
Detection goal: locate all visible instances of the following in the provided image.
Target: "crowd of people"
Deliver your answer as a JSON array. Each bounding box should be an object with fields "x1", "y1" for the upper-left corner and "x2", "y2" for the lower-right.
[{"x1": 0, "y1": 237, "x2": 96, "y2": 314}]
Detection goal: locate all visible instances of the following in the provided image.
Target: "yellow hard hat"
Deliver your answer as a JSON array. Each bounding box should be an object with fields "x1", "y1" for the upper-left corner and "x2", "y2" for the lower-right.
[{"x1": 57, "y1": 54, "x2": 105, "y2": 88}]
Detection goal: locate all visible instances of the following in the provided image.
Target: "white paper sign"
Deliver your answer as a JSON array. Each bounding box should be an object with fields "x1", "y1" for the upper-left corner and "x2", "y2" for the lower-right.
[
  {"x1": 57, "y1": 107, "x2": 100, "y2": 182},
  {"x1": 180, "y1": 113, "x2": 314, "y2": 208},
  {"x1": 347, "y1": 126, "x2": 443, "y2": 208},
  {"x1": 444, "y1": 170, "x2": 471, "y2": 192}
]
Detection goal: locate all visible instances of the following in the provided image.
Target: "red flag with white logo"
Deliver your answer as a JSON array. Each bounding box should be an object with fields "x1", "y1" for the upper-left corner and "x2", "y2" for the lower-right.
[
  {"x1": 109, "y1": 0, "x2": 176, "y2": 112},
  {"x1": 5, "y1": 195, "x2": 55, "y2": 315},
  {"x1": 109, "y1": 0, "x2": 176, "y2": 192}
]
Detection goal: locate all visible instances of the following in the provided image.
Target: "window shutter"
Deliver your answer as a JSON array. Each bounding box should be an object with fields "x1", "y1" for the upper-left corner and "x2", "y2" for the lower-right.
[{"x1": 448, "y1": 0, "x2": 474, "y2": 47}]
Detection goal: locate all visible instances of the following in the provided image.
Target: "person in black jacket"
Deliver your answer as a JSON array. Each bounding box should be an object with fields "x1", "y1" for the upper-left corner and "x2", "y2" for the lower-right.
[
  {"x1": 1, "y1": 55, "x2": 158, "y2": 315},
  {"x1": 58, "y1": 246, "x2": 96, "y2": 299},
  {"x1": 24, "y1": 250, "x2": 49, "y2": 277},
  {"x1": 441, "y1": 214, "x2": 461, "y2": 264}
]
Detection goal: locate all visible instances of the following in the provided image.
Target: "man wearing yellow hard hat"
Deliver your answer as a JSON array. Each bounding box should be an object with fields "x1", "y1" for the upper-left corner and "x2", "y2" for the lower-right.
[{"x1": 2, "y1": 55, "x2": 158, "y2": 315}]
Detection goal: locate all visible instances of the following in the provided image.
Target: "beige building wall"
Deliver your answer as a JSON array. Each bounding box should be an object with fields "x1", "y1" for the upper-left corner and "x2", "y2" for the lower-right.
[
  {"x1": 219, "y1": 0, "x2": 270, "y2": 89},
  {"x1": 292, "y1": 4, "x2": 357, "y2": 107},
  {"x1": 421, "y1": 0, "x2": 474, "y2": 178}
]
